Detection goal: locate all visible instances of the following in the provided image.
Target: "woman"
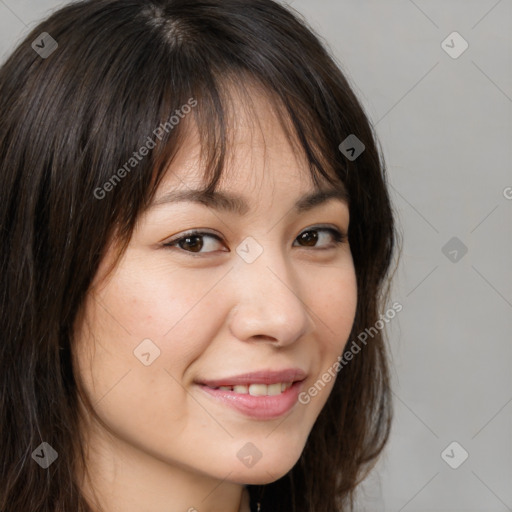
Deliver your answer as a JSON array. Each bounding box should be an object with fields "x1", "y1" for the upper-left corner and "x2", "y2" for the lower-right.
[{"x1": 0, "y1": 0, "x2": 396, "y2": 510}]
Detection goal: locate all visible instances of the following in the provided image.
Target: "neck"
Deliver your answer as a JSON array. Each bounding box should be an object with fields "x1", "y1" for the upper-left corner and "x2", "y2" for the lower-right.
[{"x1": 76, "y1": 423, "x2": 251, "y2": 512}]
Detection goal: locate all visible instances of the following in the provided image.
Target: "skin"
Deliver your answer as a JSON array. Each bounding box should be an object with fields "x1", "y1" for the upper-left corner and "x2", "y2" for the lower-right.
[{"x1": 73, "y1": 86, "x2": 357, "y2": 512}]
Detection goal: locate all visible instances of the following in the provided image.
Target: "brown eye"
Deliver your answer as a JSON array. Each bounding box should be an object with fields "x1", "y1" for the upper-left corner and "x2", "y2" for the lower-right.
[
  {"x1": 294, "y1": 227, "x2": 346, "y2": 249},
  {"x1": 164, "y1": 231, "x2": 225, "y2": 255},
  {"x1": 178, "y1": 235, "x2": 204, "y2": 253},
  {"x1": 297, "y1": 231, "x2": 318, "y2": 247}
]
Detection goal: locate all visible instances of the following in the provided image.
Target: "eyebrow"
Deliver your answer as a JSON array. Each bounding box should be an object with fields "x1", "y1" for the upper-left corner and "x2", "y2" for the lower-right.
[{"x1": 149, "y1": 186, "x2": 349, "y2": 215}]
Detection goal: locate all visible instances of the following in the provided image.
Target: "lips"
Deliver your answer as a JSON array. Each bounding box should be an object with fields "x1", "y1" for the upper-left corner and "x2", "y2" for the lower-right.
[
  {"x1": 196, "y1": 368, "x2": 307, "y2": 388},
  {"x1": 197, "y1": 378, "x2": 306, "y2": 419},
  {"x1": 195, "y1": 368, "x2": 308, "y2": 419}
]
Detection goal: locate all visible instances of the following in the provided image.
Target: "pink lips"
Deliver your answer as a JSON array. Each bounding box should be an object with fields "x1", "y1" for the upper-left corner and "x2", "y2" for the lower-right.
[{"x1": 195, "y1": 368, "x2": 307, "y2": 420}]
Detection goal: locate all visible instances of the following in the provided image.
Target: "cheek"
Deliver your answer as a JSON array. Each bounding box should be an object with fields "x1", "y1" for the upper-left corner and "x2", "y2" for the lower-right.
[
  {"x1": 71, "y1": 280, "x2": 210, "y2": 449},
  {"x1": 73, "y1": 260, "x2": 228, "y2": 396},
  {"x1": 91, "y1": 260, "x2": 224, "y2": 341},
  {"x1": 310, "y1": 262, "x2": 358, "y2": 352},
  {"x1": 298, "y1": 262, "x2": 357, "y2": 410}
]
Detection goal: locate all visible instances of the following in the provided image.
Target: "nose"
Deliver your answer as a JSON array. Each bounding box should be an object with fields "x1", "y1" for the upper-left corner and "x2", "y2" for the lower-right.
[{"x1": 227, "y1": 244, "x2": 312, "y2": 347}]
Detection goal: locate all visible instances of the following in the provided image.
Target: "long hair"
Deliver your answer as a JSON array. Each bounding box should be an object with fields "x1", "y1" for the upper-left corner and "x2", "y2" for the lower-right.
[{"x1": 0, "y1": 1, "x2": 396, "y2": 510}]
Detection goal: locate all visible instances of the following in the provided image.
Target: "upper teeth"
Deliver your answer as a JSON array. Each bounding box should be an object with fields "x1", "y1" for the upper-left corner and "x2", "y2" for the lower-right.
[{"x1": 213, "y1": 382, "x2": 293, "y2": 395}]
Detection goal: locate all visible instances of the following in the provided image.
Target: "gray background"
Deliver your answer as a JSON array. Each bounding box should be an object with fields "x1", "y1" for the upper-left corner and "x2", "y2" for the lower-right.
[{"x1": 1, "y1": 1, "x2": 510, "y2": 510}]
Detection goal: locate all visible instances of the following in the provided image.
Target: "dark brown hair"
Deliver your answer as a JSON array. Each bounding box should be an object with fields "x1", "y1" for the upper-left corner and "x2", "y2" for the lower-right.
[{"x1": 0, "y1": 1, "x2": 396, "y2": 510}]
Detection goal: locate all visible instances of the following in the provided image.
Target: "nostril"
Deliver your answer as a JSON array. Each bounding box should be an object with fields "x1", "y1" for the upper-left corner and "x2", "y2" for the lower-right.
[{"x1": 251, "y1": 334, "x2": 280, "y2": 343}]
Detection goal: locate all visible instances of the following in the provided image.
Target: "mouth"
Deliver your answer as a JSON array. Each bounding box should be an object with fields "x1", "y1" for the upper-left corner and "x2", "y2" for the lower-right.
[{"x1": 195, "y1": 368, "x2": 307, "y2": 420}]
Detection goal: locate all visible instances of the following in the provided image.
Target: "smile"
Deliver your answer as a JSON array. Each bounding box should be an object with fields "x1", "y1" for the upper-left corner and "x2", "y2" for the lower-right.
[
  {"x1": 206, "y1": 382, "x2": 294, "y2": 395},
  {"x1": 197, "y1": 380, "x2": 305, "y2": 420}
]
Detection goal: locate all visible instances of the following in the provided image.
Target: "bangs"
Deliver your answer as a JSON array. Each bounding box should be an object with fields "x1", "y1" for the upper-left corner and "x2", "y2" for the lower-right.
[
  {"x1": 126, "y1": 2, "x2": 349, "y2": 212},
  {"x1": 143, "y1": 69, "x2": 349, "y2": 219}
]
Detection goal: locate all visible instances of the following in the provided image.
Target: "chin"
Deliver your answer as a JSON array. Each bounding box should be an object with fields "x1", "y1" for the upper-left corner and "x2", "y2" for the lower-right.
[
  {"x1": 232, "y1": 467, "x2": 292, "y2": 486},
  {"x1": 228, "y1": 451, "x2": 303, "y2": 485}
]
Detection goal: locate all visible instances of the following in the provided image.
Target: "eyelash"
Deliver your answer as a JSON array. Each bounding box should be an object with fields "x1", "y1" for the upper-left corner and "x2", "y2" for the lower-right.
[{"x1": 163, "y1": 226, "x2": 347, "y2": 256}]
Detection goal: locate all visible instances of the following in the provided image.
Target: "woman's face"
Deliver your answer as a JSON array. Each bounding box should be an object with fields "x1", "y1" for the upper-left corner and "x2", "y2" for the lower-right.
[{"x1": 74, "y1": 89, "x2": 357, "y2": 492}]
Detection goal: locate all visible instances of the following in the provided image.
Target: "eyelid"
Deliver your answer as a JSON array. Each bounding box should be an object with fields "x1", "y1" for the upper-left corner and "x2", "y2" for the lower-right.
[{"x1": 163, "y1": 228, "x2": 222, "y2": 245}]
